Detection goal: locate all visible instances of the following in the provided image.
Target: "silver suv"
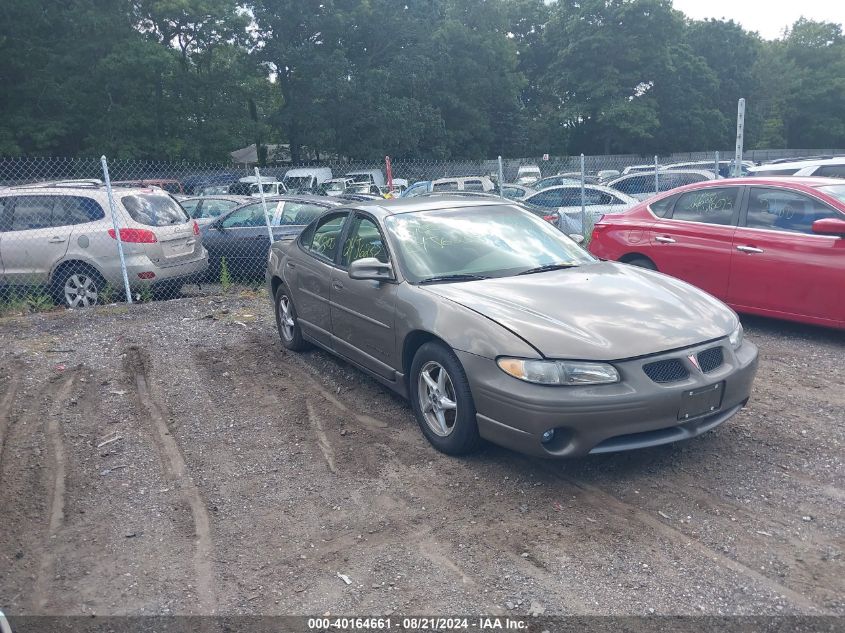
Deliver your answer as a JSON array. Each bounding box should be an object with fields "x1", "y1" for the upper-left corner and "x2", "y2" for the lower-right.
[{"x1": 0, "y1": 181, "x2": 208, "y2": 307}]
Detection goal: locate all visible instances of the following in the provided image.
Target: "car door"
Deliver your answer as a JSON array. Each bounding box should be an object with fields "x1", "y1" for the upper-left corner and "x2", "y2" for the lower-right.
[
  {"x1": 647, "y1": 186, "x2": 742, "y2": 300},
  {"x1": 330, "y1": 213, "x2": 398, "y2": 379},
  {"x1": 727, "y1": 186, "x2": 845, "y2": 325},
  {"x1": 289, "y1": 212, "x2": 350, "y2": 347},
  {"x1": 204, "y1": 201, "x2": 281, "y2": 277},
  {"x1": 0, "y1": 194, "x2": 74, "y2": 286}
]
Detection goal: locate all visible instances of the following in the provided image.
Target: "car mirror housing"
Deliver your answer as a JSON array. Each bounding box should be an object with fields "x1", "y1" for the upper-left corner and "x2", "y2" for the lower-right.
[
  {"x1": 812, "y1": 217, "x2": 845, "y2": 237},
  {"x1": 348, "y1": 257, "x2": 394, "y2": 281}
]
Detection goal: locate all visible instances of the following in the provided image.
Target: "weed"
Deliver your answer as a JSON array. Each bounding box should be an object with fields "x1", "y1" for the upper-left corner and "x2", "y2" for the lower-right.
[{"x1": 220, "y1": 257, "x2": 232, "y2": 291}]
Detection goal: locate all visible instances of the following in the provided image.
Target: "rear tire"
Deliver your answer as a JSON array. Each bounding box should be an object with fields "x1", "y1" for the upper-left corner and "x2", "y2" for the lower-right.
[
  {"x1": 274, "y1": 285, "x2": 309, "y2": 351},
  {"x1": 624, "y1": 256, "x2": 657, "y2": 271},
  {"x1": 52, "y1": 264, "x2": 105, "y2": 308},
  {"x1": 409, "y1": 342, "x2": 480, "y2": 455}
]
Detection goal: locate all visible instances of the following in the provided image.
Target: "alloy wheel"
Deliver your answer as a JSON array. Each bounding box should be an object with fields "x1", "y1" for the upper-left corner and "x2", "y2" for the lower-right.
[
  {"x1": 417, "y1": 361, "x2": 458, "y2": 437},
  {"x1": 278, "y1": 294, "x2": 295, "y2": 341},
  {"x1": 64, "y1": 273, "x2": 99, "y2": 308}
]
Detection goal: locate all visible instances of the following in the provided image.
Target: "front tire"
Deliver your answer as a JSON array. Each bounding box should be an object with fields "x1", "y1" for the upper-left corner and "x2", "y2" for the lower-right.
[
  {"x1": 409, "y1": 342, "x2": 480, "y2": 455},
  {"x1": 274, "y1": 285, "x2": 309, "y2": 351}
]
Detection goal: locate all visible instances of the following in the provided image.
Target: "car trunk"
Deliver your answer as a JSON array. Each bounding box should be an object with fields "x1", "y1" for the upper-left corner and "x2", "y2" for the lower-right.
[{"x1": 119, "y1": 192, "x2": 202, "y2": 266}]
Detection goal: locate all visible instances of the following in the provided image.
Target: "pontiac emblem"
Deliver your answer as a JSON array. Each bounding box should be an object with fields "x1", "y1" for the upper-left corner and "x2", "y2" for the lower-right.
[{"x1": 687, "y1": 354, "x2": 701, "y2": 372}]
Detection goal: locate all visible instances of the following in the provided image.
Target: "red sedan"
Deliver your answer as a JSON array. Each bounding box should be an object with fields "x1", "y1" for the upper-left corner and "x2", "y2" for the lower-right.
[{"x1": 589, "y1": 177, "x2": 845, "y2": 329}]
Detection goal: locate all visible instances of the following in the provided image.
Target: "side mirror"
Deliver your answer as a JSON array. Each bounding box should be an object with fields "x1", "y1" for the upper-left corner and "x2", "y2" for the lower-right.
[
  {"x1": 569, "y1": 233, "x2": 585, "y2": 244},
  {"x1": 812, "y1": 217, "x2": 845, "y2": 237},
  {"x1": 348, "y1": 257, "x2": 394, "y2": 281}
]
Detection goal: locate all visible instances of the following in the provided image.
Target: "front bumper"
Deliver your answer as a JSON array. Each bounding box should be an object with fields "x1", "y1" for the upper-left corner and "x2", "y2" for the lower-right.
[{"x1": 457, "y1": 338, "x2": 758, "y2": 458}]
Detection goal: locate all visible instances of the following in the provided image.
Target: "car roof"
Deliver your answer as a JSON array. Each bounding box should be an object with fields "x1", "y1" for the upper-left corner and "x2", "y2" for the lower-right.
[
  {"x1": 331, "y1": 195, "x2": 513, "y2": 219},
  {"x1": 232, "y1": 194, "x2": 344, "y2": 208}
]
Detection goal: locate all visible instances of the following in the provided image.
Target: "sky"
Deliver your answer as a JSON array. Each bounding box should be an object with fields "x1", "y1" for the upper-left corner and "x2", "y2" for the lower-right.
[{"x1": 671, "y1": 0, "x2": 845, "y2": 40}]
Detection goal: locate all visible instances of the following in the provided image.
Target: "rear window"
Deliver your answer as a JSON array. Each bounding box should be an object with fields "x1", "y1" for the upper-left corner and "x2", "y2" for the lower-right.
[
  {"x1": 751, "y1": 168, "x2": 800, "y2": 177},
  {"x1": 122, "y1": 194, "x2": 189, "y2": 226},
  {"x1": 817, "y1": 165, "x2": 845, "y2": 179}
]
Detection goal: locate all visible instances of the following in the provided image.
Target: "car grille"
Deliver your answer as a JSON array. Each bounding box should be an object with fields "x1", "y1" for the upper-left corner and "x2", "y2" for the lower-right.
[
  {"x1": 642, "y1": 359, "x2": 689, "y2": 383},
  {"x1": 697, "y1": 346, "x2": 724, "y2": 373}
]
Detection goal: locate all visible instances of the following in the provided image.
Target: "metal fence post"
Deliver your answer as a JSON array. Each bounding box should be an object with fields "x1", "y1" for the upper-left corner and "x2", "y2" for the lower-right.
[
  {"x1": 734, "y1": 98, "x2": 746, "y2": 178},
  {"x1": 100, "y1": 156, "x2": 133, "y2": 304},
  {"x1": 654, "y1": 155, "x2": 659, "y2": 196},
  {"x1": 580, "y1": 153, "x2": 586, "y2": 238},
  {"x1": 497, "y1": 155, "x2": 505, "y2": 199},
  {"x1": 254, "y1": 167, "x2": 275, "y2": 243}
]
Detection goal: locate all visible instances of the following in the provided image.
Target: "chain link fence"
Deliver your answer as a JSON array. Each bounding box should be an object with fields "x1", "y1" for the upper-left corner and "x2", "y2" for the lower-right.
[{"x1": 0, "y1": 149, "x2": 841, "y2": 314}]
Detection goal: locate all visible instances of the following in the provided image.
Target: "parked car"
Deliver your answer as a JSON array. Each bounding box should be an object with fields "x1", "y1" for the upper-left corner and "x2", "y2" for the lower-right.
[
  {"x1": 182, "y1": 172, "x2": 241, "y2": 196},
  {"x1": 112, "y1": 179, "x2": 185, "y2": 195},
  {"x1": 345, "y1": 169, "x2": 386, "y2": 188},
  {"x1": 0, "y1": 181, "x2": 207, "y2": 306},
  {"x1": 556, "y1": 172, "x2": 600, "y2": 185},
  {"x1": 202, "y1": 196, "x2": 341, "y2": 280},
  {"x1": 179, "y1": 196, "x2": 249, "y2": 227},
  {"x1": 532, "y1": 175, "x2": 581, "y2": 191},
  {"x1": 335, "y1": 192, "x2": 384, "y2": 202},
  {"x1": 622, "y1": 164, "x2": 662, "y2": 175},
  {"x1": 607, "y1": 169, "x2": 717, "y2": 201},
  {"x1": 320, "y1": 178, "x2": 355, "y2": 197},
  {"x1": 588, "y1": 177, "x2": 845, "y2": 329},
  {"x1": 400, "y1": 181, "x2": 432, "y2": 198},
  {"x1": 596, "y1": 169, "x2": 622, "y2": 182},
  {"x1": 516, "y1": 165, "x2": 542, "y2": 186},
  {"x1": 662, "y1": 160, "x2": 754, "y2": 178},
  {"x1": 432, "y1": 176, "x2": 496, "y2": 193},
  {"x1": 792, "y1": 157, "x2": 845, "y2": 179},
  {"x1": 346, "y1": 182, "x2": 383, "y2": 196},
  {"x1": 500, "y1": 183, "x2": 535, "y2": 201},
  {"x1": 267, "y1": 196, "x2": 758, "y2": 457},
  {"x1": 523, "y1": 184, "x2": 638, "y2": 233},
  {"x1": 282, "y1": 167, "x2": 333, "y2": 194}
]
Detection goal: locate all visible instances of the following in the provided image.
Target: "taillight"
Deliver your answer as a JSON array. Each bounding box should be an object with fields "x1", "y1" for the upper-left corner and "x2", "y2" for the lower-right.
[
  {"x1": 108, "y1": 228, "x2": 158, "y2": 243},
  {"x1": 192, "y1": 220, "x2": 200, "y2": 235}
]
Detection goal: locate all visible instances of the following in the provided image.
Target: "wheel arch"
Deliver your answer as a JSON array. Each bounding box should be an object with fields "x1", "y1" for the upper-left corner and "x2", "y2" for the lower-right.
[{"x1": 618, "y1": 252, "x2": 657, "y2": 268}]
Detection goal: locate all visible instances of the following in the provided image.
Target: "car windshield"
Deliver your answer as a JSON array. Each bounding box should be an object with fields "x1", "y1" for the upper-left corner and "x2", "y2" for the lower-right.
[
  {"x1": 121, "y1": 194, "x2": 189, "y2": 226},
  {"x1": 818, "y1": 185, "x2": 845, "y2": 205},
  {"x1": 323, "y1": 182, "x2": 346, "y2": 193},
  {"x1": 384, "y1": 205, "x2": 593, "y2": 283}
]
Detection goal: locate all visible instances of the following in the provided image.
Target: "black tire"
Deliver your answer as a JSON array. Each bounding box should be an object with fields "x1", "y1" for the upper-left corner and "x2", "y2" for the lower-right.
[
  {"x1": 624, "y1": 256, "x2": 657, "y2": 271},
  {"x1": 409, "y1": 341, "x2": 480, "y2": 455},
  {"x1": 274, "y1": 285, "x2": 309, "y2": 351},
  {"x1": 52, "y1": 264, "x2": 105, "y2": 308}
]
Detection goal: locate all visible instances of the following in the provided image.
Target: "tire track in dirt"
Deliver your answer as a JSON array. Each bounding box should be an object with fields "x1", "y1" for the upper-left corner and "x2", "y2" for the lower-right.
[
  {"x1": 0, "y1": 362, "x2": 20, "y2": 463},
  {"x1": 124, "y1": 347, "x2": 217, "y2": 615},
  {"x1": 539, "y1": 463, "x2": 831, "y2": 613},
  {"x1": 305, "y1": 400, "x2": 336, "y2": 473},
  {"x1": 32, "y1": 368, "x2": 78, "y2": 612}
]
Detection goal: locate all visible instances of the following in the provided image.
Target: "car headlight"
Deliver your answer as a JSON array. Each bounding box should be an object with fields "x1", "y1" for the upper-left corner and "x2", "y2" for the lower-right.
[
  {"x1": 729, "y1": 323, "x2": 744, "y2": 350},
  {"x1": 497, "y1": 358, "x2": 619, "y2": 386}
]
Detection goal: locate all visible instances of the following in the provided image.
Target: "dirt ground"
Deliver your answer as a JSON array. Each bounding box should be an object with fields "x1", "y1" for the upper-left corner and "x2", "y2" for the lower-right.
[{"x1": 0, "y1": 290, "x2": 842, "y2": 617}]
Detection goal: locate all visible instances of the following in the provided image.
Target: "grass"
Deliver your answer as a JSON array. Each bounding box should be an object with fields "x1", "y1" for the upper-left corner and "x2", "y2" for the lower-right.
[
  {"x1": 219, "y1": 256, "x2": 232, "y2": 291},
  {"x1": 0, "y1": 289, "x2": 56, "y2": 317}
]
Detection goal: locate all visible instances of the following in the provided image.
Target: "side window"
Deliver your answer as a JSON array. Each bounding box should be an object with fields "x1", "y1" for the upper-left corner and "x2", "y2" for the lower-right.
[
  {"x1": 181, "y1": 199, "x2": 201, "y2": 217},
  {"x1": 615, "y1": 176, "x2": 649, "y2": 195},
  {"x1": 279, "y1": 202, "x2": 327, "y2": 226},
  {"x1": 0, "y1": 198, "x2": 8, "y2": 231},
  {"x1": 202, "y1": 199, "x2": 238, "y2": 218},
  {"x1": 817, "y1": 165, "x2": 845, "y2": 178},
  {"x1": 432, "y1": 181, "x2": 457, "y2": 192},
  {"x1": 221, "y1": 203, "x2": 267, "y2": 228},
  {"x1": 649, "y1": 194, "x2": 677, "y2": 218},
  {"x1": 463, "y1": 180, "x2": 484, "y2": 192},
  {"x1": 745, "y1": 188, "x2": 840, "y2": 234},
  {"x1": 670, "y1": 187, "x2": 740, "y2": 226},
  {"x1": 54, "y1": 196, "x2": 105, "y2": 226},
  {"x1": 10, "y1": 196, "x2": 56, "y2": 230},
  {"x1": 304, "y1": 213, "x2": 348, "y2": 261},
  {"x1": 341, "y1": 215, "x2": 388, "y2": 266},
  {"x1": 529, "y1": 190, "x2": 564, "y2": 207}
]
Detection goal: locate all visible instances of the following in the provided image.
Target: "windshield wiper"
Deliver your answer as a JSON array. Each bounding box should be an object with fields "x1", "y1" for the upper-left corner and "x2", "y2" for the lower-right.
[
  {"x1": 418, "y1": 273, "x2": 490, "y2": 285},
  {"x1": 517, "y1": 263, "x2": 580, "y2": 276}
]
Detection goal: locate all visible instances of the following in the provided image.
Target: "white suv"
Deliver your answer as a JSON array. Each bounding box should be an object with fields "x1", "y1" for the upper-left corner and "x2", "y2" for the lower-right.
[{"x1": 0, "y1": 181, "x2": 208, "y2": 307}]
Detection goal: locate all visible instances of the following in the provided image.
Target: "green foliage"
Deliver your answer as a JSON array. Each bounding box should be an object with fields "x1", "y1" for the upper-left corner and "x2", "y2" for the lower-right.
[
  {"x1": 0, "y1": 1, "x2": 842, "y2": 158},
  {"x1": 0, "y1": 289, "x2": 55, "y2": 316},
  {"x1": 219, "y1": 257, "x2": 232, "y2": 290},
  {"x1": 137, "y1": 285, "x2": 153, "y2": 304}
]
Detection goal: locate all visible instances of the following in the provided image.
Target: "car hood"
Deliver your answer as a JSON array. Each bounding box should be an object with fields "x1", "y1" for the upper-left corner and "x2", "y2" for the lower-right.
[{"x1": 421, "y1": 262, "x2": 736, "y2": 361}]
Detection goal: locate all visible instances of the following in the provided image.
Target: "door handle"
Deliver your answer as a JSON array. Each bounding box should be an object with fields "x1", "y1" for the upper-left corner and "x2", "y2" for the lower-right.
[
  {"x1": 47, "y1": 236, "x2": 66, "y2": 243},
  {"x1": 655, "y1": 235, "x2": 676, "y2": 244},
  {"x1": 332, "y1": 280, "x2": 344, "y2": 290},
  {"x1": 736, "y1": 245, "x2": 764, "y2": 254},
  {"x1": 286, "y1": 261, "x2": 296, "y2": 269}
]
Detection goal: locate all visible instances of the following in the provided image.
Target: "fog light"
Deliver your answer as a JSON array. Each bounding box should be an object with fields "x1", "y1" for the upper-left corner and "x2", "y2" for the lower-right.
[{"x1": 541, "y1": 429, "x2": 555, "y2": 444}]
